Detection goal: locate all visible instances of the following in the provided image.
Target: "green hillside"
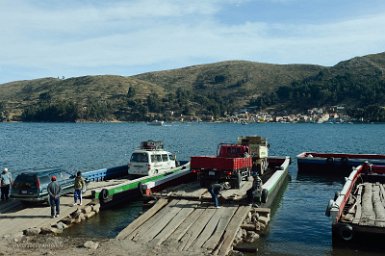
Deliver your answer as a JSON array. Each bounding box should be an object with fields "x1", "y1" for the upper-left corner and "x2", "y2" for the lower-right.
[
  {"x1": 260, "y1": 52, "x2": 385, "y2": 121},
  {"x1": 1, "y1": 52, "x2": 385, "y2": 122}
]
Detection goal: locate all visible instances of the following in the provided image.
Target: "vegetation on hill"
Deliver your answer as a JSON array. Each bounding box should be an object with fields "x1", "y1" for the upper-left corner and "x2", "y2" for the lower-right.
[
  {"x1": 252, "y1": 52, "x2": 385, "y2": 121},
  {"x1": 1, "y1": 52, "x2": 385, "y2": 122}
]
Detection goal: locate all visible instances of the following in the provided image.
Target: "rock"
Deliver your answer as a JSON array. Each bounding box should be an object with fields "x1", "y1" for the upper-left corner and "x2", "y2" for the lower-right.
[
  {"x1": 13, "y1": 234, "x2": 27, "y2": 243},
  {"x1": 251, "y1": 213, "x2": 259, "y2": 222},
  {"x1": 23, "y1": 227, "x2": 41, "y2": 236},
  {"x1": 258, "y1": 216, "x2": 269, "y2": 225},
  {"x1": 71, "y1": 209, "x2": 82, "y2": 218},
  {"x1": 240, "y1": 224, "x2": 257, "y2": 231},
  {"x1": 84, "y1": 211, "x2": 96, "y2": 219},
  {"x1": 40, "y1": 227, "x2": 54, "y2": 235},
  {"x1": 61, "y1": 216, "x2": 73, "y2": 225},
  {"x1": 50, "y1": 227, "x2": 63, "y2": 234},
  {"x1": 82, "y1": 206, "x2": 92, "y2": 214},
  {"x1": 92, "y1": 203, "x2": 101, "y2": 213},
  {"x1": 84, "y1": 241, "x2": 99, "y2": 249},
  {"x1": 54, "y1": 222, "x2": 68, "y2": 230},
  {"x1": 244, "y1": 231, "x2": 260, "y2": 243}
]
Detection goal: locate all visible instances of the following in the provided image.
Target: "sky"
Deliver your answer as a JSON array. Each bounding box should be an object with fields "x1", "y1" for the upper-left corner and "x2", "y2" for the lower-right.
[{"x1": 1, "y1": 0, "x2": 385, "y2": 84}]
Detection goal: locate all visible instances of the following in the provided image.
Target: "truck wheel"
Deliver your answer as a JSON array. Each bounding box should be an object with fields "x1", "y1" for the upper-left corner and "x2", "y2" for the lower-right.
[
  {"x1": 233, "y1": 172, "x2": 242, "y2": 189},
  {"x1": 261, "y1": 189, "x2": 268, "y2": 204}
]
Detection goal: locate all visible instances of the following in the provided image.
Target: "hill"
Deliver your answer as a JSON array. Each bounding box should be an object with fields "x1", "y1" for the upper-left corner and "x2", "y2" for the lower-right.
[
  {"x1": 262, "y1": 52, "x2": 385, "y2": 121},
  {"x1": 1, "y1": 52, "x2": 385, "y2": 122}
]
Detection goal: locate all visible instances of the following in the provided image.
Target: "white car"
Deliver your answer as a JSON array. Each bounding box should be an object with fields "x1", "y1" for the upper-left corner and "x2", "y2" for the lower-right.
[{"x1": 128, "y1": 141, "x2": 177, "y2": 176}]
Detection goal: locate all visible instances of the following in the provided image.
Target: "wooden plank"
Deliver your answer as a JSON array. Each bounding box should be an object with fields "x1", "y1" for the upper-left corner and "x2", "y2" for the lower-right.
[
  {"x1": 178, "y1": 207, "x2": 216, "y2": 251},
  {"x1": 137, "y1": 199, "x2": 186, "y2": 243},
  {"x1": 162, "y1": 207, "x2": 205, "y2": 248},
  {"x1": 151, "y1": 201, "x2": 197, "y2": 246},
  {"x1": 360, "y1": 183, "x2": 375, "y2": 226},
  {"x1": 203, "y1": 206, "x2": 237, "y2": 251},
  {"x1": 380, "y1": 184, "x2": 385, "y2": 208},
  {"x1": 130, "y1": 199, "x2": 181, "y2": 241},
  {"x1": 216, "y1": 205, "x2": 251, "y2": 256},
  {"x1": 191, "y1": 206, "x2": 227, "y2": 250},
  {"x1": 352, "y1": 185, "x2": 363, "y2": 224},
  {"x1": 116, "y1": 198, "x2": 168, "y2": 240},
  {"x1": 373, "y1": 184, "x2": 385, "y2": 227}
]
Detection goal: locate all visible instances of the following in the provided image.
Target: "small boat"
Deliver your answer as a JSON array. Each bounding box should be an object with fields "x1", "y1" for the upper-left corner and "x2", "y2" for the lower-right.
[
  {"x1": 326, "y1": 162, "x2": 385, "y2": 245},
  {"x1": 148, "y1": 120, "x2": 165, "y2": 126},
  {"x1": 297, "y1": 152, "x2": 385, "y2": 176}
]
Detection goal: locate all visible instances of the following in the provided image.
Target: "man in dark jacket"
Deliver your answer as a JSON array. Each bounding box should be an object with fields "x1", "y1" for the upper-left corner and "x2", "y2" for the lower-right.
[
  {"x1": 207, "y1": 180, "x2": 223, "y2": 208},
  {"x1": 47, "y1": 176, "x2": 61, "y2": 218}
]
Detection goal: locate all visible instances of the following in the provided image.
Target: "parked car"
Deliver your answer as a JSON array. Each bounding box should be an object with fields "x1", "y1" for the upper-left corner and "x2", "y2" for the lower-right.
[{"x1": 10, "y1": 168, "x2": 75, "y2": 203}]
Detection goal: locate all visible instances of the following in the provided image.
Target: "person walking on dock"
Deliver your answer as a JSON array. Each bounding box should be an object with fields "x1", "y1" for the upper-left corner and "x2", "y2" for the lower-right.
[
  {"x1": 207, "y1": 181, "x2": 223, "y2": 208},
  {"x1": 1, "y1": 168, "x2": 13, "y2": 201},
  {"x1": 47, "y1": 176, "x2": 61, "y2": 218},
  {"x1": 73, "y1": 171, "x2": 86, "y2": 206}
]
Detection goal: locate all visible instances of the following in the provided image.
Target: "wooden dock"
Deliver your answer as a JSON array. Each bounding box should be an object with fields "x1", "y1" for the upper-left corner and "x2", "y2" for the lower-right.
[
  {"x1": 117, "y1": 198, "x2": 252, "y2": 255},
  {"x1": 117, "y1": 178, "x2": 272, "y2": 256},
  {"x1": 0, "y1": 180, "x2": 117, "y2": 237}
]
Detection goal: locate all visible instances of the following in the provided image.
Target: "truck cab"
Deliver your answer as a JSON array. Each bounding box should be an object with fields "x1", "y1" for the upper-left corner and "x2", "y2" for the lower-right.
[{"x1": 128, "y1": 140, "x2": 176, "y2": 177}]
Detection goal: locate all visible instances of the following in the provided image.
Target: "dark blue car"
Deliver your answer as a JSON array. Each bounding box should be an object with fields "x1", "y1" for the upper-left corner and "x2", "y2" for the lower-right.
[{"x1": 10, "y1": 168, "x2": 75, "y2": 203}]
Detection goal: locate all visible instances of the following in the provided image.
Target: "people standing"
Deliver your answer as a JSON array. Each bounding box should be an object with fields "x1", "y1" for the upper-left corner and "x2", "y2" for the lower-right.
[
  {"x1": 1, "y1": 168, "x2": 13, "y2": 201},
  {"x1": 73, "y1": 171, "x2": 86, "y2": 206},
  {"x1": 207, "y1": 180, "x2": 223, "y2": 209},
  {"x1": 47, "y1": 176, "x2": 61, "y2": 218},
  {"x1": 247, "y1": 175, "x2": 263, "y2": 206}
]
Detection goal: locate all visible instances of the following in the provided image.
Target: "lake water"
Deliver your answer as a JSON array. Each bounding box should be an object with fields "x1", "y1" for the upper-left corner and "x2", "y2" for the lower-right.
[{"x1": 1, "y1": 122, "x2": 385, "y2": 256}]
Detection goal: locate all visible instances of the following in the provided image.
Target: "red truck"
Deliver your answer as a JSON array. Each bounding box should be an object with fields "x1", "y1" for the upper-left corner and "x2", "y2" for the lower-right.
[{"x1": 191, "y1": 143, "x2": 252, "y2": 189}]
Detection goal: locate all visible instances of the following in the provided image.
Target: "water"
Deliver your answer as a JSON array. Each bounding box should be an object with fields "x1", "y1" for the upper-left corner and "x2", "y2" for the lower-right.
[{"x1": 1, "y1": 122, "x2": 385, "y2": 255}]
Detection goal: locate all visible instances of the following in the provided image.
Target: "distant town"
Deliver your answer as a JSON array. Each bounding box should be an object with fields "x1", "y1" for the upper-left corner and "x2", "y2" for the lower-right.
[{"x1": 193, "y1": 106, "x2": 361, "y2": 123}]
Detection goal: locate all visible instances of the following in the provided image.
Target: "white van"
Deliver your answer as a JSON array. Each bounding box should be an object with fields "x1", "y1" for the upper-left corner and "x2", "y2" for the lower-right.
[{"x1": 128, "y1": 141, "x2": 177, "y2": 176}]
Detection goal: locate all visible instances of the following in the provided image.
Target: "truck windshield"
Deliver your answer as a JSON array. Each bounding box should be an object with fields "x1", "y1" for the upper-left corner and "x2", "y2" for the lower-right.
[{"x1": 131, "y1": 153, "x2": 149, "y2": 163}]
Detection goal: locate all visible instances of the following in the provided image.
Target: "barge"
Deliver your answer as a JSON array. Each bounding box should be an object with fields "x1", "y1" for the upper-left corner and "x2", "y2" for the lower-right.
[
  {"x1": 92, "y1": 161, "x2": 190, "y2": 207},
  {"x1": 326, "y1": 162, "x2": 385, "y2": 245},
  {"x1": 297, "y1": 152, "x2": 385, "y2": 176},
  {"x1": 259, "y1": 156, "x2": 290, "y2": 207}
]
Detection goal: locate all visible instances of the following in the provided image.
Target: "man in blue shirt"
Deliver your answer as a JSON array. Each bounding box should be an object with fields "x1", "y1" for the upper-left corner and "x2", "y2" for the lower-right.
[{"x1": 1, "y1": 168, "x2": 13, "y2": 201}]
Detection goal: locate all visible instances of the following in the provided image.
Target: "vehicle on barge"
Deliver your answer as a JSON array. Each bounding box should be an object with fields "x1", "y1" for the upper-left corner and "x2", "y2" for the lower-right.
[
  {"x1": 297, "y1": 152, "x2": 385, "y2": 176},
  {"x1": 93, "y1": 140, "x2": 191, "y2": 207},
  {"x1": 191, "y1": 136, "x2": 290, "y2": 206},
  {"x1": 326, "y1": 162, "x2": 385, "y2": 245}
]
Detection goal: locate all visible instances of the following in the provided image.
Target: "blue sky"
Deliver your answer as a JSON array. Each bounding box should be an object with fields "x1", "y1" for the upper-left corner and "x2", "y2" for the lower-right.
[{"x1": 1, "y1": 0, "x2": 385, "y2": 84}]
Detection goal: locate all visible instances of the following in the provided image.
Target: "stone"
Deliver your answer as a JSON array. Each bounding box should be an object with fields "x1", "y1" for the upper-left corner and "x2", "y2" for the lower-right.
[
  {"x1": 40, "y1": 227, "x2": 54, "y2": 235},
  {"x1": 61, "y1": 216, "x2": 73, "y2": 225},
  {"x1": 50, "y1": 227, "x2": 63, "y2": 234},
  {"x1": 23, "y1": 227, "x2": 41, "y2": 236},
  {"x1": 82, "y1": 206, "x2": 92, "y2": 214},
  {"x1": 71, "y1": 209, "x2": 82, "y2": 218},
  {"x1": 84, "y1": 241, "x2": 99, "y2": 250},
  {"x1": 92, "y1": 203, "x2": 101, "y2": 213},
  {"x1": 54, "y1": 222, "x2": 68, "y2": 230},
  {"x1": 258, "y1": 216, "x2": 269, "y2": 225},
  {"x1": 84, "y1": 211, "x2": 96, "y2": 219},
  {"x1": 244, "y1": 231, "x2": 260, "y2": 243}
]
